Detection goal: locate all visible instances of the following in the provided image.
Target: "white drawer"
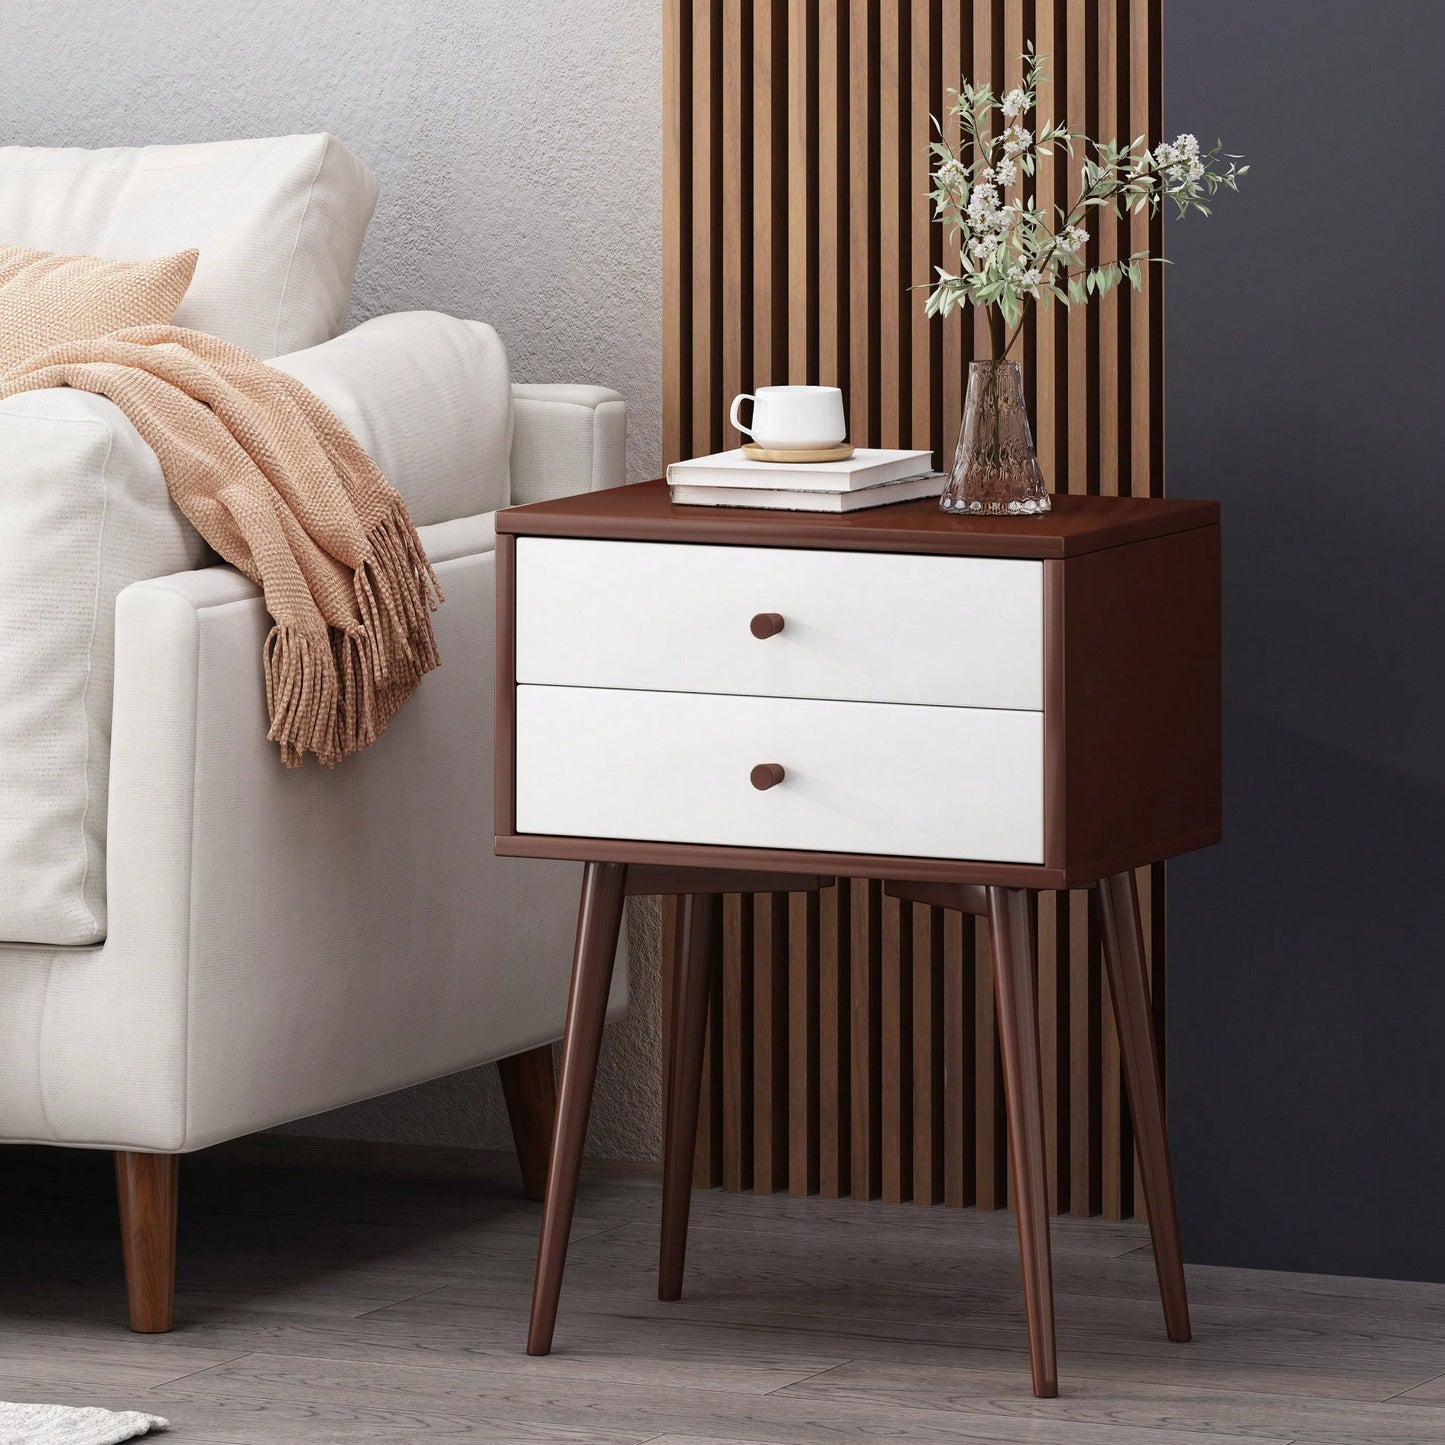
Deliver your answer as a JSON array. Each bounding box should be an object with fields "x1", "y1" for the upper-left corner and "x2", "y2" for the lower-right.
[
  {"x1": 514, "y1": 685, "x2": 1044, "y2": 863},
  {"x1": 514, "y1": 537, "x2": 1043, "y2": 711}
]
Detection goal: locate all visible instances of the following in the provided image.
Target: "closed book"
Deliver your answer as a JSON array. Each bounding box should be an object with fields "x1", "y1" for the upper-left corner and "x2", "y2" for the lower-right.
[
  {"x1": 670, "y1": 472, "x2": 945, "y2": 512},
  {"x1": 666, "y1": 446, "x2": 934, "y2": 493}
]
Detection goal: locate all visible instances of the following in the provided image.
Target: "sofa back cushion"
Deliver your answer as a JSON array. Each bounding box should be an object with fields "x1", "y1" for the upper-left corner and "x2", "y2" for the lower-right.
[
  {"x1": 0, "y1": 246, "x2": 197, "y2": 372},
  {"x1": 271, "y1": 312, "x2": 513, "y2": 527},
  {"x1": 0, "y1": 389, "x2": 209, "y2": 945},
  {"x1": 0, "y1": 135, "x2": 377, "y2": 360}
]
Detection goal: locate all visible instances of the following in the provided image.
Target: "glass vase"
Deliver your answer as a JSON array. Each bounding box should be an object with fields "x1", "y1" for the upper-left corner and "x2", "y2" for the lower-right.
[{"x1": 940, "y1": 360, "x2": 1050, "y2": 516}]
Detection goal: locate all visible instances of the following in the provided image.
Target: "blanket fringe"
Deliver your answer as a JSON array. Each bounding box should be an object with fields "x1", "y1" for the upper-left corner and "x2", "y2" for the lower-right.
[{"x1": 264, "y1": 499, "x2": 444, "y2": 767}]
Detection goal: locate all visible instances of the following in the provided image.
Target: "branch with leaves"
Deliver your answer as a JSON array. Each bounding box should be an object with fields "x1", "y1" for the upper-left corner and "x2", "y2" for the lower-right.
[{"x1": 925, "y1": 44, "x2": 1247, "y2": 359}]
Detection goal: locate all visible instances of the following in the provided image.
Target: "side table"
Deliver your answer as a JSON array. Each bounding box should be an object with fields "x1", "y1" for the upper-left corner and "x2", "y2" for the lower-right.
[{"x1": 495, "y1": 479, "x2": 1220, "y2": 1397}]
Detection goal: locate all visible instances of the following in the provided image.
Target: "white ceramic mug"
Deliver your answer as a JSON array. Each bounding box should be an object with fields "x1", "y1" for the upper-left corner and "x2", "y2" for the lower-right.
[{"x1": 729, "y1": 385, "x2": 847, "y2": 450}]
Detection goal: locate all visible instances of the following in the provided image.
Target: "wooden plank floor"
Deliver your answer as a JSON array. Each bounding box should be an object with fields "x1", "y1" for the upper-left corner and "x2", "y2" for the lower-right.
[{"x1": 3, "y1": 1138, "x2": 1445, "y2": 1443}]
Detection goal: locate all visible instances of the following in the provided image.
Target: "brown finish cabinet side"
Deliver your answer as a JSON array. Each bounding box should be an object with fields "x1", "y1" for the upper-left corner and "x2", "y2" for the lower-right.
[{"x1": 1054, "y1": 526, "x2": 1222, "y2": 871}]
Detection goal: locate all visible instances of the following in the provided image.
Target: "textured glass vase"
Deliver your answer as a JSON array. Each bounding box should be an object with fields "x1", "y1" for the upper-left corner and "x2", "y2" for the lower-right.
[{"x1": 940, "y1": 360, "x2": 1051, "y2": 516}]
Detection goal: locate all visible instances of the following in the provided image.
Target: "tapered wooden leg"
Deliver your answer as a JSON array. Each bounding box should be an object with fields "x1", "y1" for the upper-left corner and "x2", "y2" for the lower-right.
[
  {"x1": 659, "y1": 892, "x2": 719, "y2": 1300},
  {"x1": 986, "y1": 886, "x2": 1057, "y2": 1398},
  {"x1": 114, "y1": 1152, "x2": 179, "y2": 1333},
  {"x1": 527, "y1": 860, "x2": 628, "y2": 1355},
  {"x1": 1097, "y1": 869, "x2": 1192, "y2": 1343},
  {"x1": 499, "y1": 1044, "x2": 558, "y2": 1202}
]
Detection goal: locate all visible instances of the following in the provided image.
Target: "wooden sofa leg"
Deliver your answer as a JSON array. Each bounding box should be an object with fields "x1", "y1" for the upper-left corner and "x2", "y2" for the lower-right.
[
  {"x1": 114, "y1": 1151, "x2": 179, "y2": 1333},
  {"x1": 499, "y1": 1044, "x2": 558, "y2": 1201}
]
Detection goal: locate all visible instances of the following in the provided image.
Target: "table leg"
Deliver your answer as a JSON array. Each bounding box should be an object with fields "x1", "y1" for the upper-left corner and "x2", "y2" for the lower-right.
[
  {"x1": 527, "y1": 860, "x2": 629, "y2": 1355},
  {"x1": 1097, "y1": 869, "x2": 1192, "y2": 1343},
  {"x1": 659, "y1": 892, "x2": 719, "y2": 1300},
  {"x1": 987, "y1": 885, "x2": 1058, "y2": 1398}
]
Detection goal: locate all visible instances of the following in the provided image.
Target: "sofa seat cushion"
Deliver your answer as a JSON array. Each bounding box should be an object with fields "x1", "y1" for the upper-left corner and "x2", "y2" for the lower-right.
[
  {"x1": 0, "y1": 135, "x2": 376, "y2": 360},
  {"x1": 0, "y1": 246, "x2": 197, "y2": 371}
]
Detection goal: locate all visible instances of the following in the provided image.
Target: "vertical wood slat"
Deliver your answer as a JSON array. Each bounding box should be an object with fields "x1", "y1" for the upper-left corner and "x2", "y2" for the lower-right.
[
  {"x1": 942, "y1": 908, "x2": 973, "y2": 1207},
  {"x1": 878, "y1": 1, "x2": 905, "y2": 446},
  {"x1": 721, "y1": 893, "x2": 754, "y2": 1191},
  {"x1": 753, "y1": 892, "x2": 790, "y2": 1193},
  {"x1": 662, "y1": 0, "x2": 689, "y2": 464},
  {"x1": 721, "y1": 0, "x2": 748, "y2": 449},
  {"x1": 817, "y1": 0, "x2": 846, "y2": 393},
  {"x1": 663, "y1": 0, "x2": 1165, "y2": 1221},
  {"x1": 691, "y1": 1, "x2": 721, "y2": 460},
  {"x1": 909, "y1": 0, "x2": 935, "y2": 454},
  {"x1": 818, "y1": 879, "x2": 851, "y2": 1196},
  {"x1": 880, "y1": 889, "x2": 912, "y2": 1203},
  {"x1": 939, "y1": 0, "x2": 964, "y2": 459},
  {"x1": 787, "y1": 0, "x2": 817, "y2": 383},
  {"x1": 911, "y1": 904, "x2": 945, "y2": 1205},
  {"x1": 847, "y1": 0, "x2": 876, "y2": 446},
  {"x1": 754, "y1": 0, "x2": 787, "y2": 410},
  {"x1": 850, "y1": 877, "x2": 883, "y2": 1200},
  {"x1": 788, "y1": 891, "x2": 821, "y2": 1195}
]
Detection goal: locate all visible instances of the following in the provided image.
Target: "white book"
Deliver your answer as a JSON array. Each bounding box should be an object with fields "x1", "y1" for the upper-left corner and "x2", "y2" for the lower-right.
[
  {"x1": 666, "y1": 446, "x2": 935, "y2": 493},
  {"x1": 670, "y1": 472, "x2": 945, "y2": 512}
]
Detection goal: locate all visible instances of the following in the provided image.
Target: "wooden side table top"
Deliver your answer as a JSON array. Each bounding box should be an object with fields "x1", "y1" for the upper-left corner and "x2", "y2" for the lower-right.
[{"x1": 496, "y1": 477, "x2": 1219, "y2": 558}]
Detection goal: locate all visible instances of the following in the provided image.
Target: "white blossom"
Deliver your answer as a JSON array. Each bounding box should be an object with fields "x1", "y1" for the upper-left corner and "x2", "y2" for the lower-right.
[
  {"x1": 1007, "y1": 264, "x2": 1043, "y2": 296},
  {"x1": 1057, "y1": 224, "x2": 1089, "y2": 255},
  {"x1": 994, "y1": 157, "x2": 1018, "y2": 188},
  {"x1": 1002, "y1": 127, "x2": 1033, "y2": 159},
  {"x1": 1001, "y1": 88, "x2": 1029, "y2": 120},
  {"x1": 1152, "y1": 133, "x2": 1206, "y2": 191},
  {"x1": 934, "y1": 156, "x2": 969, "y2": 193},
  {"x1": 966, "y1": 181, "x2": 999, "y2": 216}
]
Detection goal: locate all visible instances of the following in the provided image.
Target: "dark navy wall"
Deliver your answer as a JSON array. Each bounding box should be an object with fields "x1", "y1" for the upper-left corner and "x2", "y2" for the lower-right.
[{"x1": 1166, "y1": 0, "x2": 1445, "y2": 1281}]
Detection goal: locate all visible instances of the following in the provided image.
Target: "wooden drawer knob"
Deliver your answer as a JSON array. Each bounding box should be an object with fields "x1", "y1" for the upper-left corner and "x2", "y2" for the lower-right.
[
  {"x1": 750, "y1": 612, "x2": 785, "y2": 639},
  {"x1": 750, "y1": 763, "x2": 785, "y2": 791}
]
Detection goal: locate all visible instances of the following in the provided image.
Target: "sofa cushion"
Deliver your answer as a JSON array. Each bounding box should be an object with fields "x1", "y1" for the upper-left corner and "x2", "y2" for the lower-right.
[
  {"x1": 0, "y1": 245, "x2": 197, "y2": 372},
  {"x1": 0, "y1": 389, "x2": 209, "y2": 945},
  {"x1": 271, "y1": 312, "x2": 512, "y2": 526},
  {"x1": 0, "y1": 135, "x2": 377, "y2": 360}
]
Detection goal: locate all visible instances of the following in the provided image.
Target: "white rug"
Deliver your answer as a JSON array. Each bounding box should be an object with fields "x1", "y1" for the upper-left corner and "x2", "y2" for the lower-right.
[{"x1": 0, "y1": 1403, "x2": 167, "y2": 1444}]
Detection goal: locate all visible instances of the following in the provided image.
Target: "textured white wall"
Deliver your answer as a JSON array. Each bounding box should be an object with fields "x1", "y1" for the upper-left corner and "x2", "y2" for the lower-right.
[{"x1": 0, "y1": 0, "x2": 666, "y2": 1161}]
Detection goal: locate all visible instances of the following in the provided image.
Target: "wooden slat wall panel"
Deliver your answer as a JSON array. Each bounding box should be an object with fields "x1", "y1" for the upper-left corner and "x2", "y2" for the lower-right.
[{"x1": 663, "y1": 0, "x2": 1165, "y2": 1219}]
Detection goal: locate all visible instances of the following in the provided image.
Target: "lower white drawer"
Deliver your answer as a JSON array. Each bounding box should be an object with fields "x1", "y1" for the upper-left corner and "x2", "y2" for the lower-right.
[{"x1": 514, "y1": 685, "x2": 1044, "y2": 864}]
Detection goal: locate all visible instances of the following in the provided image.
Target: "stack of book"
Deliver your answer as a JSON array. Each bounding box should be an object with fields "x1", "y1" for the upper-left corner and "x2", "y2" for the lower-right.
[{"x1": 666, "y1": 448, "x2": 942, "y2": 512}]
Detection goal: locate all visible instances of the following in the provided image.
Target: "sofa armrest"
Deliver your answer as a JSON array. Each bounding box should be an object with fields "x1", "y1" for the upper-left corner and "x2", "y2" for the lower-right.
[
  {"x1": 510, "y1": 383, "x2": 626, "y2": 505},
  {"x1": 64, "y1": 513, "x2": 622, "y2": 1152}
]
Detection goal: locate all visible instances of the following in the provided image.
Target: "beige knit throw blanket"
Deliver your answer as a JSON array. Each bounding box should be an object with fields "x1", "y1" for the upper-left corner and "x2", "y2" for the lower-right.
[{"x1": 0, "y1": 326, "x2": 441, "y2": 767}]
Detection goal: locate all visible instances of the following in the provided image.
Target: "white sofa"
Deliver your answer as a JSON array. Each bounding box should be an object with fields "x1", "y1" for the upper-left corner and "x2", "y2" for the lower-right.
[{"x1": 0, "y1": 135, "x2": 627, "y2": 1330}]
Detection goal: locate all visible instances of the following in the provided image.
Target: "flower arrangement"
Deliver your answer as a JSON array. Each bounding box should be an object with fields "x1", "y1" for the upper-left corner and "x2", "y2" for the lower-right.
[
  {"x1": 925, "y1": 45, "x2": 1245, "y2": 515},
  {"x1": 925, "y1": 45, "x2": 1246, "y2": 360}
]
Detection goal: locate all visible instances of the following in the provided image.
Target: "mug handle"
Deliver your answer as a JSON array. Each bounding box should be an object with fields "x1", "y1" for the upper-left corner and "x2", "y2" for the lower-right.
[{"x1": 729, "y1": 392, "x2": 756, "y2": 440}]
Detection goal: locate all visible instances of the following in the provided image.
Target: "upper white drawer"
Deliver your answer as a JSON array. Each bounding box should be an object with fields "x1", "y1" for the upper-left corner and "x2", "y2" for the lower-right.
[{"x1": 514, "y1": 538, "x2": 1044, "y2": 710}]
